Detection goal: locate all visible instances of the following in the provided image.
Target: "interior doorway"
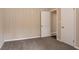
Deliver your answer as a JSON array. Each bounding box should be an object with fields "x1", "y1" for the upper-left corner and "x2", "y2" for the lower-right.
[
  {"x1": 50, "y1": 9, "x2": 57, "y2": 39},
  {"x1": 41, "y1": 9, "x2": 58, "y2": 39}
]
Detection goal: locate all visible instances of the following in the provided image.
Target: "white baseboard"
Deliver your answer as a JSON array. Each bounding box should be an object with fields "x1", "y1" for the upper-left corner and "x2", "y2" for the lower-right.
[
  {"x1": 74, "y1": 46, "x2": 79, "y2": 50},
  {"x1": 57, "y1": 39, "x2": 75, "y2": 47},
  {"x1": 51, "y1": 32, "x2": 56, "y2": 36},
  {"x1": 4, "y1": 36, "x2": 79, "y2": 50},
  {"x1": 0, "y1": 42, "x2": 4, "y2": 48},
  {"x1": 57, "y1": 38, "x2": 61, "y2": 42},
  {"x1": 41, "y1": 33, "x2": 52, "y2": 37},
  {"x1": 52, "y1": 32, "x2": 56, "y2": 34},
  {"x1": 57, "y1": 39, "x2": 79, "y2": 49},
  {"x1": 4, "y1": 36, "x2": 40, "y2": 42}
]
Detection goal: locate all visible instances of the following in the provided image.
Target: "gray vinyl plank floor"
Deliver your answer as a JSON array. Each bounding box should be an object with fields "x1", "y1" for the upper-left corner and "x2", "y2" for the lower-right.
[{"x1": 1, "y1": 37, "x2": 76, "y2": 50}]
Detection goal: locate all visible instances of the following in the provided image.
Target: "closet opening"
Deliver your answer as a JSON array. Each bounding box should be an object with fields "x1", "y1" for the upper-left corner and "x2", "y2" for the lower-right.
[{"x1": 50, "y1": 9, "x2": 57, "y2": 39}]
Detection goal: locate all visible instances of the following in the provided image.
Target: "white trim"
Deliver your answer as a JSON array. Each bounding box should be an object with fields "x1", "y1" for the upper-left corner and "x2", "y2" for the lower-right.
[
  {"x1": 58, "y1": 39, "x2": 74, "y2": 47},
  {"x1": 4, "y1": 36, "x2": 40, "y2": 42},
  {"x1": 74, "y1": 46, "x2": 79, "y2": 50},
  {"x1": 51, "y1": 32, "x2": 56, "y2": 35},
  {"x1": 56, "y1": 8, "x2": 59, "y2": 42},
  {"x1": 41, "y1": 34, "x2": 51, "y2": 37},
  {"x1": 58, "y1": 39, "x2": 79, "y2": 50},
  {"x1": 57, "y1": 39, "x2": 62, "y2": 42},
  {"x1": 0, "y1": 42, "x2": 4, "y2": 48},
  {"x1": 74, "y1": 8, "x2": 77, "y2": 47},
  {"x1": 57, "y1": 38, "x2": 59, "y2": 41}
]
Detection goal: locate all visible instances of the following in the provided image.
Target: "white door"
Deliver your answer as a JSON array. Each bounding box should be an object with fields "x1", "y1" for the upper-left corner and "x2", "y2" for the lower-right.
[
  {"x1": 41, "y1": 11, "x2": 51, "y2": 37},
  {"x1": 61, "y1": 8, "x2": 75, "y2": 46}
]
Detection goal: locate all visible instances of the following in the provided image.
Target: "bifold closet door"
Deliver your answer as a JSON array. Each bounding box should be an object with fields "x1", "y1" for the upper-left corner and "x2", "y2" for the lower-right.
[
  {"x1": 61, "y1": 8, "x2": 75, "y2": 46},
  {"x1": 41, "y1": 11, "x2": 51, "y2": 37}
]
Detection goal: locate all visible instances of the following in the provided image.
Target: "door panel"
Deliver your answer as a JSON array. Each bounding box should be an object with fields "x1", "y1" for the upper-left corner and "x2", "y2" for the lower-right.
[
  {"x1": 61, "y1": 8, "x2": 75, "y2": 46},
  {"x1": 41, "y1": 11, "x2": 51, "y2": 37}
]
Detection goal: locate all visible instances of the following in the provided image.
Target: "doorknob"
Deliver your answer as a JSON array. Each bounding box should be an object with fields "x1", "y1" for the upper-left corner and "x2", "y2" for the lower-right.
[{"x1": 61, "y1": 26, "x2": 64, "y2": 29}]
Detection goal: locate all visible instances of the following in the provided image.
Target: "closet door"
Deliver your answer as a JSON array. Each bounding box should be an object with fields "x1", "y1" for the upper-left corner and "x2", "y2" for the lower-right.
[
  {"x1": 61, "y1": 8, "x2": 75, "y2": 46},
  {"x1": 41, "y1": 11, "x2": 51, "y2": 37}
]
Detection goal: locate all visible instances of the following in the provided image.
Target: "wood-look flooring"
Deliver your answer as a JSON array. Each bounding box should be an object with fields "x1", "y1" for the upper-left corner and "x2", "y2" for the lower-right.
[{"x1": 1, "y1": 37, "x2": 76, "y2": 50}]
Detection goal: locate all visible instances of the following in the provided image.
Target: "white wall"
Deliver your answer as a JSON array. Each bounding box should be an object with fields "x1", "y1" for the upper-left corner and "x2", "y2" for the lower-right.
[
  {"x1": 51, "y1": 12, "x2": 56, "y2": 35},
  {"x1": 3, "y1": 8, "x2": 49, "y2": 41},
  {"x1": 76, "y1": 8, "x2": 79, "y2": 47},
  {"x1": 0, "y1": 9, "x2": 4, "y2": 48}
]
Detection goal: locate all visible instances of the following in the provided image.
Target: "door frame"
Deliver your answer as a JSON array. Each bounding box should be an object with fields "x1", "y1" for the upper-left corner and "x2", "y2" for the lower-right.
[
  {"x1": 40, "y1": 9, "x2": 59, "y2": 39},
  {"x1": 50, "y1": 9, "x2": 57, "y2": 36},
  {"x1": 50, "y1": 8, "x2": 61, "y2": 41},
  {"x1": 73, "y1": 8, "x2": 79, "y2": 49},
  {"x1": 74, "y1": 8, "x2": 77, "y2": 48}
]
